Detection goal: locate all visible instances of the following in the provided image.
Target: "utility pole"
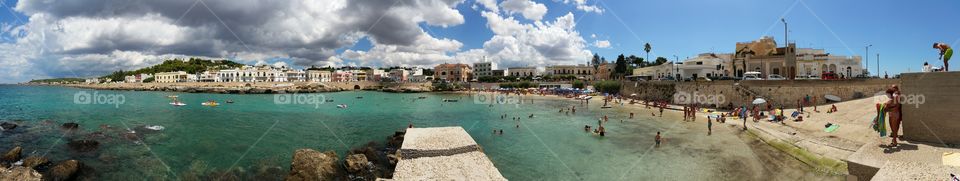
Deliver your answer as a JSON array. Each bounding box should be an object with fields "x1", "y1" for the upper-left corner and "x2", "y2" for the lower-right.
[
  {"x1": 865, "y1": 45, "x2": 872, "y2": 76},
  {"x1": 673, "y1": 55, "x2": 679, "y2": 81},
  {"x1": 876, "y1": 53, "x2": 880, "y2": 78}
]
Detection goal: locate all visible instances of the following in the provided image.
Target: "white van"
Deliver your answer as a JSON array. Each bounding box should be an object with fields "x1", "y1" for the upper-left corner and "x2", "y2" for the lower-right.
[{"x1": 742, "y1": 72, "x2": 763, "y2": 80}]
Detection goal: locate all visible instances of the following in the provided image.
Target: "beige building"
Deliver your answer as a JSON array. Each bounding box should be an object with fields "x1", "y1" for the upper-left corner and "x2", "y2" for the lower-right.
[
  {"x1": 307, "y1": 70, "x2": 331, "y2": 82},
  {"x1": 155, "y1": 71, "x2": 189, "y2": 83},
  {"x1": 731, "y1": 36, "x2": 861, "y2": 79},
  {"x1": 545, "y1": 64, "x2": 594, "y2": 80},
  {"x1": 434, "y1": 63, "x2": 472, "y2": 82}
]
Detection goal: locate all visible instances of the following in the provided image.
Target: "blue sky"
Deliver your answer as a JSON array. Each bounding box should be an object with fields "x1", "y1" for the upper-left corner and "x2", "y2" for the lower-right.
[{"x1": 0, "y1": 0, "x2": 958, "y2": 82}]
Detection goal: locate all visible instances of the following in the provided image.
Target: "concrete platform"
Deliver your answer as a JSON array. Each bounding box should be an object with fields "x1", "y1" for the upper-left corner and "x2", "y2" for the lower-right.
[
  {"x1": 846, "y1": 139, "x2": 960, "y2": 180},
  {"x1": 392, "y1": 127, "x2": 506, "y2": 181}
]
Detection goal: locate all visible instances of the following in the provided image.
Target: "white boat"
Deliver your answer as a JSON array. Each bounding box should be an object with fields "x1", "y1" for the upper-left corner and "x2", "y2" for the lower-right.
[
  {"x1": 337, "y1": 104, "x2": 348, "y2": 109},
  {"x1": 145, "y1": 125, "x2": 165, "y2": 131},
  {"x1": 170, "y1": 102, "x2": 187, "y2": 106}
]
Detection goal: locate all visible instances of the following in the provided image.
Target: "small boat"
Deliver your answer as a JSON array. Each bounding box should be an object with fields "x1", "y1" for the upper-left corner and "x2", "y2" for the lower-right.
[
  {"x1": 145, "y1": 125, "x2": 165, "y2": 131},
  {"x1": 417, "y1": 96, "x2": 427, "y2": 99},
  {"x1": 170, "y1": 102, "x2": 186, "y2": 106},
  {"x1": 225, "y1": 100, "x2": 234, "y2": 104},
  {"x1": 356, "y1": 96, "x2": 363, "y2": 99},
  {"x1": 201, "y1": 100, "x2": 219, "y2": 107},
  {"x1": 325, "y1": 99, "x2": 334, "y2": 102},
  {"x1": 337, "y1": 104, "x2": 348, "y2": 109},
  {"x1": 442, "y1": 99, "x2": 458, "y2": 102},
  {"x1": 600, "y1": 105, "x2": 613, "y2": 109},
  {"x1": 824, "y1": 94, "x2": 842, "y2": 102},
  {"x1": 166, "y1": 95, "x2": 179, "y2": 98}
]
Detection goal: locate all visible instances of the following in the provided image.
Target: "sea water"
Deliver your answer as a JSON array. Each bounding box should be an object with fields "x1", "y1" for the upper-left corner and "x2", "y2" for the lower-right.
[{"x1": 0, "y1": 85, "x2": 841, "y2": 180}]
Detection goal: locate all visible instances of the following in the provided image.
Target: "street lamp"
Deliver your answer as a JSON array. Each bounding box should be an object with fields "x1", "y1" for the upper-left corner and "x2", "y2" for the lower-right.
[
  {"x1": 877, "y1": 53, "x2": 880, "y2": 78},
  {"x1": 865, "y1": 45, "x2": 872, "y2": 76},
  {"x1": 781, "y1": 18, "x2": 788, "y2": 46},
  {"x1": 673, "y1": 55, "x2": 680, "y2": 81}
]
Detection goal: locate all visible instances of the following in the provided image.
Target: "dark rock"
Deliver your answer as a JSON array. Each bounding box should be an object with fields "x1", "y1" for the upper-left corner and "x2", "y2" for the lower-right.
[
  {"x1": 22, "y1": 156, "x2": 50, "y2": 170},
  {"x1": 285, "y1": 149, "x2": 340, "y2": 181},
  {"x1": 344, "y1": 154, "x2": 368, "y2": 173},
  {"x1": 46, "y1": 160, "x2": 81, "y2": 181},
  {"x1": 1, "y1": 122, "x2": 17, "y2": 130},
  {"x1": 61, "y1": 122, "x2": 79, "y2": 130},
  {"x1": 67, "y1": 139, "x2": 100, "y2": 152},
  {"x1": 2, "y1": 146, "x2": 22, "y2": 164},
  {"x1": 0, "y1": 166, "x2": 42, "y2": 181}
]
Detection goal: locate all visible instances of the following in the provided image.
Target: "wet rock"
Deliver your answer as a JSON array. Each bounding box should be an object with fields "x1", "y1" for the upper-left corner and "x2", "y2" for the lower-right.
[
  {"x1": 345, "y1": 154, "x2": 368, "y2": 173},
  {"x1": 61, "y1": 122, "x2": 79, "y2": 130},
  {"x1": 0, "y1": 122, "x2": 17, "y2": 130},
  {"x1": 46, "y1": 160, "x2": 81, "y2": 181},
  {"x1": 67, "y1": 139, "x2": 100, "y2": 152},
  {"x1": 22, "y1": 156, "x2": 50, "y2": 170},
  {"x1": 1, "y1": 146, "x2": 22, "y2": 164},
  {"x1": 0, "y1": 166, "x2": 42, "y2": 181},
  {"x1": 285, "y1": 149, "x2": 339, "y2": 181}
]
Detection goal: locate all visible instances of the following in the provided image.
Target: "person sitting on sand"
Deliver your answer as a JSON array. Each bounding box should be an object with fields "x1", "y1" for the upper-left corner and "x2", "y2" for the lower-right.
[{"x1": 828, "y1": 104, "x2": 838, "y2": 113}]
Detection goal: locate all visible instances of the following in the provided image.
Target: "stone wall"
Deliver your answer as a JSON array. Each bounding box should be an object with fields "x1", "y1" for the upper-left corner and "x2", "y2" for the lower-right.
[
  {"x1": 621, "y1": 79, "x2": 897, "y2": 108},
  {"x1": 900, "y1": 72, "x2": 960, "y2": 145}
]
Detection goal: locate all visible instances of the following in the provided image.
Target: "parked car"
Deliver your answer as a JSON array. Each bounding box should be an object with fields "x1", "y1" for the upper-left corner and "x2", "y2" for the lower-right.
[
  {"x1": 657, "y1": 76, "x2": 676, "y2": 81},
  {"x1": 767, "y1": 74, "x2": 786, "y2": 80},
  {"x1": 714, "y1": 76, "x2": 737, "y2": 80},
  {"x1": 742, "y1": 72, "x2": 763, "y2": 80}
]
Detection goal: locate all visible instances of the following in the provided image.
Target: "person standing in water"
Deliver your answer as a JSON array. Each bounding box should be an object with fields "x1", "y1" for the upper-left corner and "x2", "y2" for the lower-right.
[
  {"x1": 935, "y1": 42, "x2": 953, "y2": 71},
  {"x1": 707, "y1": 115, "x2": 713, "y2": 135},
  {"x1": 655, "y1": 132, "x2": 662, "y2": 147}
]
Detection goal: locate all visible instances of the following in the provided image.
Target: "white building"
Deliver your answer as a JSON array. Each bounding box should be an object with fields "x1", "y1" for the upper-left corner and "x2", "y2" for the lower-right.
[
  {"x1": 473, "y1": 58, "x2": 497, "y2": 77},
  {"x1": 285, "y1": 70, "x2": 306, "y2": 82},
  {"x1": 307, "y1": 70, "x2": 331, "y2": 82},
  {"x1": 632, "y1": 63, "x2": 676, "y2": 79},
  {"x1": 675, "y1": 53, "x2": 733, "y2": 79},
  {"x1": 155, "y1": 71, "x2": 189, "y2": 83},
  {"x1": 795, "y1": 48, "x2": 863, "y2": 78},
  {"x1": 507, "y1": 67, "x2": 538, "y2": 77}
]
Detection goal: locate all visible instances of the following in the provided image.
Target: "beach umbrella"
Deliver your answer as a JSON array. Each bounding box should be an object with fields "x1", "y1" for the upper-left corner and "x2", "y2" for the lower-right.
[{"x1": 752, "y1": 98, "x2": 766, "y2": 105}]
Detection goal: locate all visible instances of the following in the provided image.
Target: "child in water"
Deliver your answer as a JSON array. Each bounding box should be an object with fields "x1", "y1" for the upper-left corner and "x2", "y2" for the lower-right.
[{"x1": 655, "y1": 132, "x2": 662, "y2": 147}]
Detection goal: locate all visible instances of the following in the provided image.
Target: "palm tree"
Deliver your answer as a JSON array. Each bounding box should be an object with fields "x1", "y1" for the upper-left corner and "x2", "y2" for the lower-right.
[{"x1": 643, "y1": 43, "x2": 652, "y2": 64}]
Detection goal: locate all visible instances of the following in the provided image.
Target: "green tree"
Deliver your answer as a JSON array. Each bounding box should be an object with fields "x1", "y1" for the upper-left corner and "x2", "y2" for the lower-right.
[
  {"x1": 592, "y1": 80, "x2": 622, "y2": 94},
  {"x1": 614, "y1": 54, "x2": 628, "y2": 79},
  {"x1": 591, "y1": 53, "x2": 601, "y2": 70},
  {"x1": 572, "y1": 80, "x2": 585, "y2": 89},
  {"x1": 654, "y1": 57, "x2": 669, "y2": 66},
  {"x1": 643, "y1": 43, "x2": 652, "y2": 63},
  {"x1": 628, "y1": 55, "x2": 643, "y2": 67}
]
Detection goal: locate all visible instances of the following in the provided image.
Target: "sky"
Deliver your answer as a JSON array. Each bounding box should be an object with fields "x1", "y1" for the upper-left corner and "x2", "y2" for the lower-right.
[{"x1": 0, "y1": 0, "x2": 958, "y2": 83}]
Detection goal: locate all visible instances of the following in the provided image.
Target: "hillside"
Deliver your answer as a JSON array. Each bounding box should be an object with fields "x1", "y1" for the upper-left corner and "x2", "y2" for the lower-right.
[{"x1": 100, "y1": 58, "x2": 244, "y2": 81}]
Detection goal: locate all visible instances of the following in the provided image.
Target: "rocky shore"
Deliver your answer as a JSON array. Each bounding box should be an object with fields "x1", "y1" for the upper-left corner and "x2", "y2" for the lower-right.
[{"x1": 285, "y1": 130, "x2": 406, "y2": 181}]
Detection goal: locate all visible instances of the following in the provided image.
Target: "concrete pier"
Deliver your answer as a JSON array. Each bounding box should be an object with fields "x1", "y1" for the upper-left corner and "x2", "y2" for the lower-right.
[{"x1": 392, "y1": 127, "x2": 506, "y2": 181}]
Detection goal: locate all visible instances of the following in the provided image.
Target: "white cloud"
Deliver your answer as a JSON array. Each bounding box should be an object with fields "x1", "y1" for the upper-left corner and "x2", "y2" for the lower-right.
[
  {"x1": 562, "y1": 0, "x2": 603, "y2": 14},
  {"x1": 457, "y1": 11, "x2": 591, "y2": 68},
  {"x1": 594, "y1": 40, "x2": 610, "y2": 48},
  {"x1": 0, "y1": 0, "x2": 468, "y2": 82},
  {"x1": 499, "y1": 0, "x2": 548, "y2": 21}
]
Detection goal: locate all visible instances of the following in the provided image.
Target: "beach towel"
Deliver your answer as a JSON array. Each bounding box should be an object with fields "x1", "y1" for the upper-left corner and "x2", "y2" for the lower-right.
[
  {"x1": 791, "y1": 111, "x2": 800, "y2": 118},
  {"x1": 824, "y1": 124, "x2": 840, "y2": 133},
  {"x1": 873, "y1": 103, "x2": 887, "y2": 137}
]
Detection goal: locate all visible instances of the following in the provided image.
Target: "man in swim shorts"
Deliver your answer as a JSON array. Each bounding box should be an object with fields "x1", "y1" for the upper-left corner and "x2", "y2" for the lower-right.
[{"x1": 935, "y1": 42, "x2": 953, "y2": 71}]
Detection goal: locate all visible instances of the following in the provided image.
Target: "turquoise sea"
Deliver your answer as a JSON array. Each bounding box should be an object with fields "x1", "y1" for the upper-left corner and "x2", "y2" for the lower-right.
[{"x1": 0, "y1": 85, "x2": 841, "y2": 180}]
